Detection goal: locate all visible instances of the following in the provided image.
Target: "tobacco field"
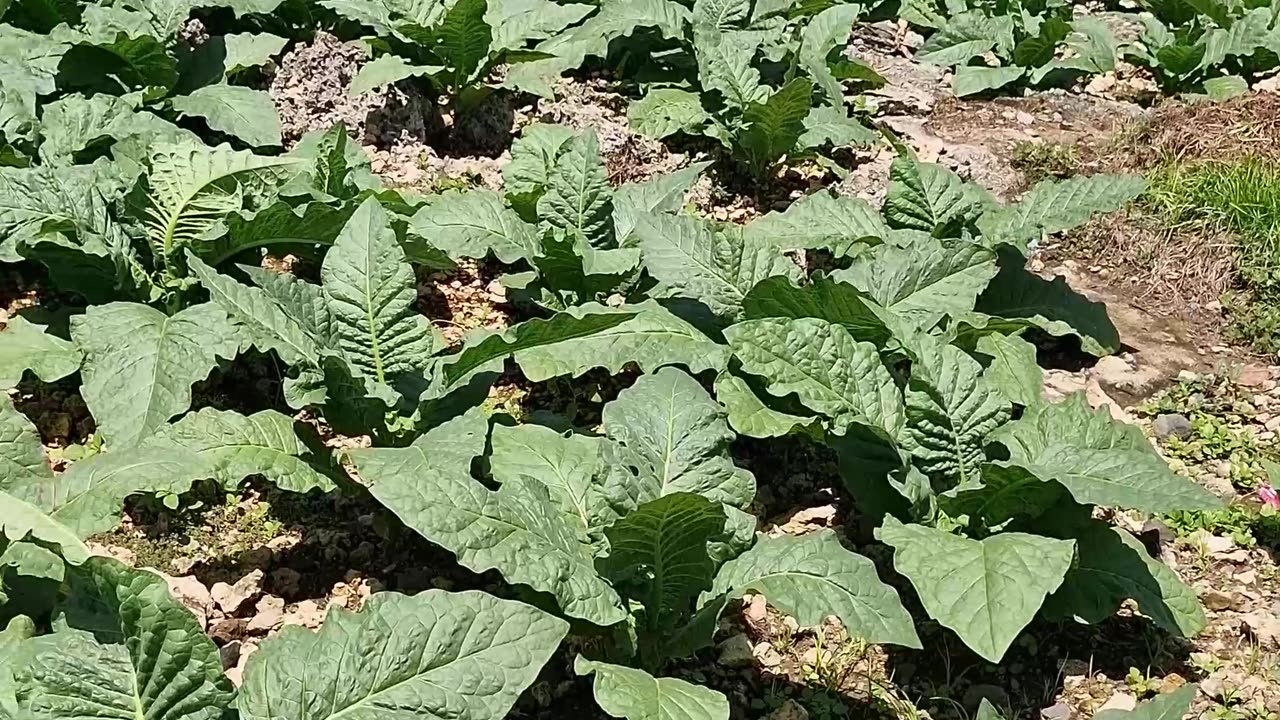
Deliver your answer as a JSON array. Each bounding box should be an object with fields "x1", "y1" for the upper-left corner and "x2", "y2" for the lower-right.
[{"x1": 3, "y1": 0, "x2": 1280, "y2": 717}]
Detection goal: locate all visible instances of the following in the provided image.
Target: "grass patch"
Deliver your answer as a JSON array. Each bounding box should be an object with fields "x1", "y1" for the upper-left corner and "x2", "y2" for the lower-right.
[
  {"x1": 1144, "y1": 157, "x2": 1280, "y2": 353},
  {"x1": 1011, "y1": 140, "x2": 1080, "y2": 184}
]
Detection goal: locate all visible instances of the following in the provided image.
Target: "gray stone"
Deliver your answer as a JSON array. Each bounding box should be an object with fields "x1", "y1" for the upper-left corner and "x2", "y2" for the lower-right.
[
  {"x1": 219, "y1": 640, "x2": 241, "y2": 670},
  {"x1": 1041, "y1": 702, "x2": 1073, "y2": 720},
  {"x1": 210, "y1": 569, "x2": 264, "y2": 616},
  {"x1": 716, "y1": 633, "x2": 755, "y2": 668},
  {"x1": 1097, "y1": 692, "x2": 1137, "y2": 713},
  {"x1": 1153, "y1": 413, "x2": 1193, "y2": 440}
]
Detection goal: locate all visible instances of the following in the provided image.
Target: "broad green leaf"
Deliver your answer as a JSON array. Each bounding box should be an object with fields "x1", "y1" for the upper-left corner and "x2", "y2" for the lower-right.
[
  {"x1": 1048, "y1": 17, "x2": 1117, "y2": 74},
  {"x1": 628, "y1": 89, "x2": 710, "y2": 140},
  {"x1": 981, "y1": 174, "x2": 1146, "y2": 251},
  {"x1": 146, "y1": 141, "x2": 299, "y2": 263},
  {"x1": 700, "y1": 530, "x2": 919, "y2": 648},
  {"x1": 322, "y1": 197, "x2": 433, "y2": 383},
  {"x1": 171, "y1": 84, "x2": 283, "y2": 147},
  {"x1": 992, "y1": 391, "x2": 1145, "y2": 453},
  {"x1": 800, "y1": 5, "x2": 860, "y2": 106},
  {"x1": 0, "y1": 396, "x2": 51, "y2": 490},
  {"x1": 833, "y1": 236, "x2": 998, "y2": 331},
  {"x1": 0, "y1": 164, "x2": 126, "y2": 264},
  {"x1": 990, "y1": 395, "x2": 1220, "y2": 513},
  {"x1": 1154, "y1": 43, "x2": 1205, "y2": 78},
  {"x1": 348, "y1": 410, "x2": 627, "y2": 625},
  {"x1": 603, "y1": 367, "x2": 756, "y2": 509},
  {"x1": 714, "y1": 372, "x2": 817, "y2": 439},
  {"x1": 1095, "y1": 683, "x2": 1196, "y2": 720},
  {"x1": 917, "y1": 12, "x2": 999, "y2": 65},
  {"x1": 13, "y1": 558, "x2": 234, "y2": 719},
  {"x1": 71, "y1": 302, "x2": 241, "y2": 448},
  {"x1": 512, "y1": 301, "x2": 730, "y2": 380},
  {"x1": 723, "y1": 317, "x2": 903, "y2": 436},
  {"x1": 503, "y1": 123, "x2": 578, "y2": 212},
  {"x1": 436, "y1": 308, "x2": 638, "y2": 391},
  {"x1": 953, "y1": 65, "x2": 1026, "y2": 97},
  {"x1": 410, "y1": 190, "x2": 539, "y2": 263},
  {"x1": 900, "y1": 333, "x2": 1010, "y2": 484},
  {"x1": 0, "y1": 317, "x2": 82, "y2": 390},
  {"x1": 536, "y1": 131, "x2": 614, "y2": 248},
  {"x1": 238, "y1": 589, "x2": 569, "y2": 720},
  {"x1": 976, "y1": 699, "x2": 1005, "y2": 720},
  {"x1": 696, "y1": 29, "x2": 768, "y2": 110},
  {"x1": 489, "y1": 423, "x2": 620, "y2": 539},
  {"x1": 882, "y1": 151, "x2": 987, "y2": 233},
  {"x1": 575, "y1": 657, "x2": 729, "y2": 720},
  {"x1": 38, "y1": 94, "x2": 194, "y2": 165},
  {"x1": 0, "y1": 26, "x2": 66, "y2": 98},
  {"x1": 613, "y1": 162, "x2": 709, "y2": 245},
  {"x1": 1200, "y1": 75, "x2": 1248, "y2": 101},
  {"x1": 736, "y1": 78, "x2": 813, "y2": 176},
  {"x1": 530, "y1": 0, "x2": 689, "y2": 69},
  {"x1": 1011, "y1": 16, "x2": 1070, "y2": 68},
  {"x1": 9, "y1": 445, "x2": 212, "y2": 539},
  {"x1": 487, "y1": 0, "x2": 593, "y2": 51},
  {"x1": 742, "y1": 190, "x2": 888, "y2": 254},
  {"x1": 941, "y1": 463, "x2": 1067, "y2": 527},
  {"x1": 975, "y1": 250, "x2": 1120, "y2": 355},
  {"x1": 207, "y1": 201, "x2": 363, "y2": 265},
  {"x1": 188, "y1": 254, "x2": 327, "y2": 367},
  {"x1": 349, "y1": 54, "x2": 442, "y2": 96},
  {"x1": 740, "y1": 275, "x2": 893, "y2": 346},
  {"x1": 604, "y1": 493, "x2": 725, "y2": 633},
  {"x1": 222, "y1": 32, "x2": 289, "y2": 74},
  {"x1": 1001, "y1": 445, "x2": 1220, "y2": 514},
  {"x1": 691, "y1": 0, "x2": 748, "y2": 30},
  {"x1": 976, "y1": 333, "x2": 1042, "y2": 406},
  {"x1": 798, "y1": 106, "x2": 878, "y2": 150},
  {"x1": 1045, "y1": 520, "x2": 1205, "y2": 637},
  {"x1": 878, "y1": 517, "x2": 1074, "y2": 662},
  {"x1": 150, "y1": 408, "x2": 335, "y2": 493},
  {"x1": 636, "y1": 213, "x2": 800, "y2": 322},
  {"x1": 432, "y1": 0, "x2": 492, "y2": 88},
  {"x1": 0, "y1": 490, "x2": 89, "y2": 565},
  {"x1": 1199, "y1": 6, "x2": 1269, "y2": 68}
]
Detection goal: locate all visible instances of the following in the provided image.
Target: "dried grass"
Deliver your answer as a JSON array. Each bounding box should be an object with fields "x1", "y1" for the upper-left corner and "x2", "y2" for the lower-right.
[
  {"x1": 1062, "y1": 210, "x2": 1237, "y2": 310},
  {"x1": 1112, "y1": 93, "x2": 1280, "y2": 169}
]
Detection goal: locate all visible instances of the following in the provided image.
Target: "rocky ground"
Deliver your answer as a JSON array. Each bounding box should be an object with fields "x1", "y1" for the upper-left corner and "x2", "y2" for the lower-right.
[{"x1": 9, "y1": 18, "x2": 1280, "y2": 720}]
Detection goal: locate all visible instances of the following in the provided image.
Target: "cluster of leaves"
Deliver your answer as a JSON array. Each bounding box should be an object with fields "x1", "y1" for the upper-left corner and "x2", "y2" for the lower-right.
[
  {"x1": 1, "y1": 493, "x2": 569, "y2": 720},
  {"x1": 0, "y1": 104, "x2": 1215, "y2": 719},
  {"x1": 323, "y1": 0, "x2": 600, "y2": 116},
  {"x1": 1123, "y1": 0, "x2": 1280, "y2": 97},
  {"x1": 624, "y1": 1, "x2": 887, "y2": 179},
  {"x1": 909, "y1": 0, "x2": 1119, "y2": 97},
  {"x1": 907, "y1": 0, "x2": 1280, "y2": 97},
  {"x1": 350, "y1": 367, "x2": 921, "y2": 716},
  {"x1": 0, "y1": 0, "x2": 290, "y2": 160},
  {"x1": 703, "y1": 150, "x2": 1224, "y2": 663}
]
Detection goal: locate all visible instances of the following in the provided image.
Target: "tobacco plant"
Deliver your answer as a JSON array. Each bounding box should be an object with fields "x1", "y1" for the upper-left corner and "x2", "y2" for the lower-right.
[
  {"x1": 1123, "y1": 0, "x2": 1280, "y2": 97},
  {"x1": 0, "y1": 490, "x2": 568, "y2": 720},
  {"x1": 349, "y1": 366, "x2": 921, "y2": 720},
  {"x1": 0, "y1": 0, "x2": 287, "y2": 159},
  {"x1": 627, "y1": 3, "x2": 885, "y2": 178},
  {"x1": 325, "y1": 0, "x2": 596, "y2": 118},
  {"x1": 911, "y1": 3, "x2": 1119, "y2": 97},
  {"x1": 696, "y1": 151, "x2": 1219, "y2": 662}
]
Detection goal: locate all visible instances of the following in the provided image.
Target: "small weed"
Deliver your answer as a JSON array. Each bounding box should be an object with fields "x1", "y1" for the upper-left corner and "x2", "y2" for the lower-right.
[
  {"x1": 1190, "y1": 652, "x2": 1225, "y2": 675},
  {"x1": 1012, "y1": 141, "x2": 1080, "y2": 183},
  {"x1": 1125, "y1": 667, "x2": 1162, "y2": 698}
]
